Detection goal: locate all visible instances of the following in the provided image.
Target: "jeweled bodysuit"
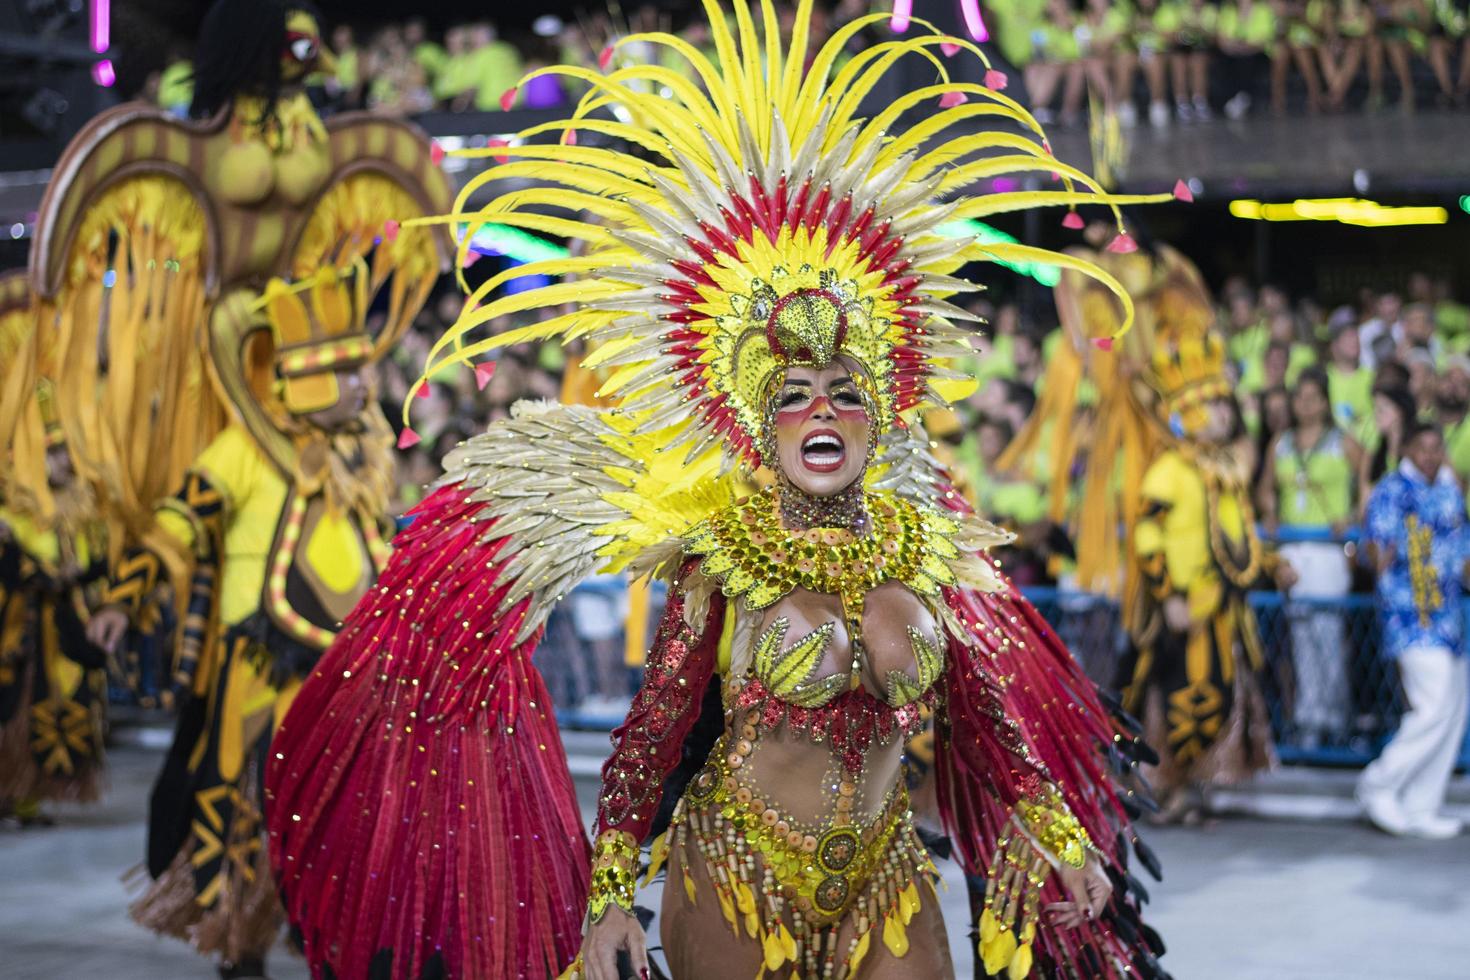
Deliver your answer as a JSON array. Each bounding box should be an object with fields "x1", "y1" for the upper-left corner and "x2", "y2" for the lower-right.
[{"x1": 587, "y1": 488, "x2": 1086, "y2": 978}]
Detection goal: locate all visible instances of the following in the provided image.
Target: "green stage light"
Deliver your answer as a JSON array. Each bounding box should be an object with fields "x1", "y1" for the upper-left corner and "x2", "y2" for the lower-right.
[
  {"x1": 936, "y1": 219, "x2": 1062, "y2": 287},
  {"x1": 460, "y1": 223, "x2": 571, "y2": 263},
  {"x1": 457, "y1": 219, "x2": 1060, "y2": 286}
]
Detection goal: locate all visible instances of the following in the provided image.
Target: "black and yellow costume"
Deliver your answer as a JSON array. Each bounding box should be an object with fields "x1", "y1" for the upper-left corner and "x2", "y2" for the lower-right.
[
  {"x1": 20, "y1": 0, "x2": 450, "y2": 965},
  {"x1": 1005, "y1": 239, "x2": 1277, "y2": 805},
  {"x1": 0, "y1": 278, "x2": 109, "y2": 818},
  {"x1": 1124, "y1": 441, "x2": 1275, "y2": 794}
]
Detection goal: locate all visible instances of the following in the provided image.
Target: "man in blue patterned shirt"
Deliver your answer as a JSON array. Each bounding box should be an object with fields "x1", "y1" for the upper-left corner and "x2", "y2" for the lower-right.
[{"x1": 1357, "y1": 422, "x2": 1468, "y2": 840}]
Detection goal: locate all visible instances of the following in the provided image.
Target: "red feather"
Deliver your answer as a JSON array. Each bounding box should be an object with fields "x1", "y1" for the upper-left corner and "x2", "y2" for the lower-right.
[{"x1": 267, "y1": 485, "x2": 590, "y2": 979}]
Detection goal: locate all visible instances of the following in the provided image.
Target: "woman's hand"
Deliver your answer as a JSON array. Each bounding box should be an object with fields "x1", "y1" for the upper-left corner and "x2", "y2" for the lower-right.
[
  {"x1": 86, "y1": 605, "x2": 130, "y2": 654},
  {"x1": 579, "y1": 906, "x2": 649, "y2": 980},
  {"x1": 1046, "y1": 856, "x2": 1112, "y2": 930}
]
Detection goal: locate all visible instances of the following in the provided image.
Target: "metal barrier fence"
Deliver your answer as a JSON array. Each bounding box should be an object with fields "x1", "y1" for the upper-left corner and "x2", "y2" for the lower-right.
[
  {"x1": 375, "y1": 517, "x2": 1470, "y2": 769},
  {"x1": 540, "y1": 579, "x2": 1470, "y2": 770}
]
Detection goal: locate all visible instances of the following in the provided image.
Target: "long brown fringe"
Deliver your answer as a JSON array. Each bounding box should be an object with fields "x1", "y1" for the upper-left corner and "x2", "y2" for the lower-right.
[{"x1": 127, "y1": 761, "x2": 282, "y2": 962}]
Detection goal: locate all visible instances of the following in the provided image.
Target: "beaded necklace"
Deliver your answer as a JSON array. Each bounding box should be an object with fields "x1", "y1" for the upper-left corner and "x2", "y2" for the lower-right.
[{"x1": 687, "y1": 486, "x2": 960, "y2": 690}]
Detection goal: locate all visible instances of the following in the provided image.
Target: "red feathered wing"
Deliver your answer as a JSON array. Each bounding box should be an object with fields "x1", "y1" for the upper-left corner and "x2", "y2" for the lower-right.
[
  {"x1": 265, "y1": 483, "x2": 590, "y2": 980},
  {"x1": 936, "y1": 582, "x2": 1167, "y2": 978}
]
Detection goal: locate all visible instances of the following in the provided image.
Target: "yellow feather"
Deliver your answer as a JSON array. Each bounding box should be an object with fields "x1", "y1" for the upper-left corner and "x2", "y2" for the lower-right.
[
  {"x1": 848, "y1": 928, "x2": 872, "y2": 975},
  {"x1": 763, "y1": 928, "x2": 787, "y2": 970},
  {"x1": 980, "y1": 908, "x2": 1000, "y2": 944},
  {"x1": 682, "y1": 865, "x2": 698, "y2": 906},
  {"x1": 644, "y1": 831, "x2": 669, "y2": 886},
  {"x1": 981, "y1": 927, "x2": 1018, "y2": 977},
  {"x1": 882, "y1": 911, "x2": 910, "y2": 958},
  {"x1": 1007, "y1": 943, "x2": 1034, "y2": 980}
]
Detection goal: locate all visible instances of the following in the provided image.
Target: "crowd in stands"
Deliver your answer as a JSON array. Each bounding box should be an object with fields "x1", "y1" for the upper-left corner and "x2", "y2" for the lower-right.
[
  {"x1": 140, "y1": 4, "x2": 1470, "y2": 123},
  {"x1": 1000, "y1": 0, "x2": 1470, "y2": 123}
]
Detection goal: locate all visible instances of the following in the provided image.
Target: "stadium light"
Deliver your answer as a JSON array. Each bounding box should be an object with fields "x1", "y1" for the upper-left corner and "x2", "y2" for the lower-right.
[
  {"x1": 889, "y1": 0, "x2": 912, "y2": 33},
  {"x1": 90, "y1": 0, "x2": 113, "y2": 87},
  {"x1": 960, "y1": 1, "x2": 990, "y2": 42},
  {"x1": 1229, "y1": 198, "x2": 1449, "y2": 227}
]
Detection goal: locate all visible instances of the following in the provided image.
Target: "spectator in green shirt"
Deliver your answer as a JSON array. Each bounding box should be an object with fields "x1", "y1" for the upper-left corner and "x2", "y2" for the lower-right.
[
  {"x1": 1258, "y1": 368, "x2": 1364, "y2": 745},
  {"x1": 470, "y1": 23, "x2": 526, "y2": 111},
  {"x1": 1323, "y1": 0, "x2": 1378, "y2": 111},
  {"x1": 990, "y1": 0, "x2": 1049, "y2": 69},
  {"x1": 1274, "y1": 0, "x2": 1326, "y2": 113},
  {"x1": 1435, "y1": 356, "x2": 1470, "y2": 479},
  {"x1": 1115, "y1": 0, "x2": 1175, "y2": 127},
  {"x1": 156, "y1": 54, "x2": 194, "y2": 115},
  {"x1": 1239, "y1": 312, "x2": 1317, "y2": 393},
  {"x1": 1158, "y1": 0, "x2": 1219, "y2": 118},
  {"x1": 1325, "y1": 316, "x2": 1376, "y2": 444},
  {"x1": 1217, "y1": 0, "x2": 1279, "y2": 116},
  {"x1": 1027, "y1": 0, "x2": 1084, "y2": 124},
  {"x1": 435, "y1": 26, "x2": 480, "y2": 105},
  {"x1": 326, "y1": 24, "x2": 361, "y2": 106},
  {"x1": 405, "y1": 18, "x2": 448, "y2": 88}
]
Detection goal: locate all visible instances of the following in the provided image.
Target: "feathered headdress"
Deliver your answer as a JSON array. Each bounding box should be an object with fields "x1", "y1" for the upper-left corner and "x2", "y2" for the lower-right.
[{"x1": 402, "y1": 0, "x2": 1168, "y2": 468}]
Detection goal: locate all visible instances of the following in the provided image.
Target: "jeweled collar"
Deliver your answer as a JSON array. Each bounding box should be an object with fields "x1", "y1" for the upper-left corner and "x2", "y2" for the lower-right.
[{"x1": 685, "y1": 486, "x2": 960, "y2": 611}]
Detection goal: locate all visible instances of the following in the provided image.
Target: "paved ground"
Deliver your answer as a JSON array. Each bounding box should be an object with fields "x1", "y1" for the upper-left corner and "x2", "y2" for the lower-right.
[{"x1": 3, "y1": 742, "x2": 1468, "y2": 979}]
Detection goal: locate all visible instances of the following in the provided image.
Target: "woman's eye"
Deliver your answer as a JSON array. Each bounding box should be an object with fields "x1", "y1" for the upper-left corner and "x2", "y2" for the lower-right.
[
  {"x1": 778, "y1": 391, "x2": 808, "y2": 408},
  {"x1": 833, "y1": 390, "x2": 862, "y2": 406}
]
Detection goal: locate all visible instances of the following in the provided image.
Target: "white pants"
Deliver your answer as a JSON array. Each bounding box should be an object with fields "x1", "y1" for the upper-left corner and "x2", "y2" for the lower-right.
[
  {"x1": 1279, "y1": 542, "x2": 1352, "y2": 734},
  {"x1": 1359, "y1": 646, "x2": 1470, "y2": 821}
]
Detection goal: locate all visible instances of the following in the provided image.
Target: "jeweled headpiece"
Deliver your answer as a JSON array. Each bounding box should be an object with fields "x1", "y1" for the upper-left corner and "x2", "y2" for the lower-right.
[
  {"x1": 1149, "y1": 277, "x2": 1229, "y2": 434},
  {"x1": 406, "y1": 0, "x2": 1167, "y2": 468},
  {"x1": 262, "y1": 262, "x2": 372, "y2": 415}
]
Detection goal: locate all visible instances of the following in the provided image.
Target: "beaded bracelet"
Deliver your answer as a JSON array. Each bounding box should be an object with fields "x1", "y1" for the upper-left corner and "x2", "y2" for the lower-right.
[
  {"x1": 1015, "y1": 784, "x2": 1091, "y2": 870},
  {"x1": 588, "y1": 829, "x2": 640, "y2": 922}
]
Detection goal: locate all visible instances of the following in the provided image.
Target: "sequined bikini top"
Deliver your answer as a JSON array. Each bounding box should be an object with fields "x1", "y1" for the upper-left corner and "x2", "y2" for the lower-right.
[
  {"x1": 686, "y1": 486, "x2": 964, "y2": 704},
  {"x1": 752, "y1": 615, "x2": 942, "y2": 708}
]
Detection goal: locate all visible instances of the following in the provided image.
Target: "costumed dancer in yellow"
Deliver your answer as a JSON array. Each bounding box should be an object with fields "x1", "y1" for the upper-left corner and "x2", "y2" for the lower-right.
[
  {"x1": 0, "y1": 274, "x2": 109, "y2": 827},
  {"x1": 1005, "y1": 220, "x2": 1295, "y2": 824},
  {"x1": 0, "y1": 0, "x2": 456, "y2": 973}
]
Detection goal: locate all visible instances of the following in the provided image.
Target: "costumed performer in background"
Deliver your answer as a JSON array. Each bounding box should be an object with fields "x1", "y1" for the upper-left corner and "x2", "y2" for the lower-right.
[
  {"x1": 0, "y1": 0, "x2": 459, "y2": 974},
  {"x1": 0, "y1": 274, "x2": 109, "y2": 828},
  {"x1": 1005, "y1": 222, "x2": 1294, "y2": 824},
  {"x1": 267, "y1": 3, "x2": 1175, "y2": 979}
]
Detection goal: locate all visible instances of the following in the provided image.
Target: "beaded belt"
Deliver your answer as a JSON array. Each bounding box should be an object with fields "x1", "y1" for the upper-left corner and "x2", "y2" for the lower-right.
[{"x1": 674, "y1": 733, "x2": 929, "y2": 926}]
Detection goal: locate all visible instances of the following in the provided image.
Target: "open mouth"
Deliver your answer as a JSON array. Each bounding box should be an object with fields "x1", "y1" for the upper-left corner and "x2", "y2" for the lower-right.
[{"x1": 800, "y1": 429, "x2": 846, "y2": 472}]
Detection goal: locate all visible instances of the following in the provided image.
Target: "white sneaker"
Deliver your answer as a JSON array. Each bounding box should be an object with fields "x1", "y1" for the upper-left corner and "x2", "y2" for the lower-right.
[
  {"x1": 1034, "y1": 107, "x2": 1055, "y2": 125},
  {"x1": 1357, "y1": 787, "x2": 1412, "y2": 836},
  {"x1": 1192, "y1": 96, "x2": 1213, "y2": 119},
  {"x1": 1118, "y1": 102, "x2": 1138, "y2": 127},
  {"x1": 1406, "y1": 814, "x2": 1463, "y2": 840},
  {"x1": 1224, "y1": 91, "x2": 1251, "y2": 120},
  {"x1": 1148, "y1": 101, "x2": 1170, "y2": 128}
]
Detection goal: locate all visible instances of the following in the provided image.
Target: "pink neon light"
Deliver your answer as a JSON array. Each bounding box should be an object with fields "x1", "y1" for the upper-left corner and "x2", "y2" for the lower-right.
[
  {"x1": 960, "y1": 0, "x2": 990, "y2": 42},
  {"x1": 90, "y1": 0, "x2": 110, "y2": 52},
  {"x1": 92, "y1": 59, "x2": 116, "y2": 87},
  {"x1": 889, "y1": 0, "x2": 913, "y2": 33}
]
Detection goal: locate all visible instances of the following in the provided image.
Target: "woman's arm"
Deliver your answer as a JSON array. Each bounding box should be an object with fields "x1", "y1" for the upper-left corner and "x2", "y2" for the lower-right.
[{"x1": 578, "y1": 576, "x2": 726, "y2": 980}]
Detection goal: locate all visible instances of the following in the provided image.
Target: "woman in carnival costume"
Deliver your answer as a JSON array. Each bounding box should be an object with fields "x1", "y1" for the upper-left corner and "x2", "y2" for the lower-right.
[
  {"x1": 5, "y1": 0, "x2": 455, "y2": 973},
  {"x1": 1004, "y1": 222, "x2": 1294, "y2": 825},
  {"x1": 0, "y1": 275, "x2": 109, "y2": 827},
  {"x1": 268, "y1": 3, "x2": 1175, "y2": 978}
]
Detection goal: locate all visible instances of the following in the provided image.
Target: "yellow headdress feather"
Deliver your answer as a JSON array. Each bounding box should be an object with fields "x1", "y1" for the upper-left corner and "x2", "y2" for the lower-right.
[{"x1": 406, "y1": 0, "x2": 1169, "y2": 466}]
